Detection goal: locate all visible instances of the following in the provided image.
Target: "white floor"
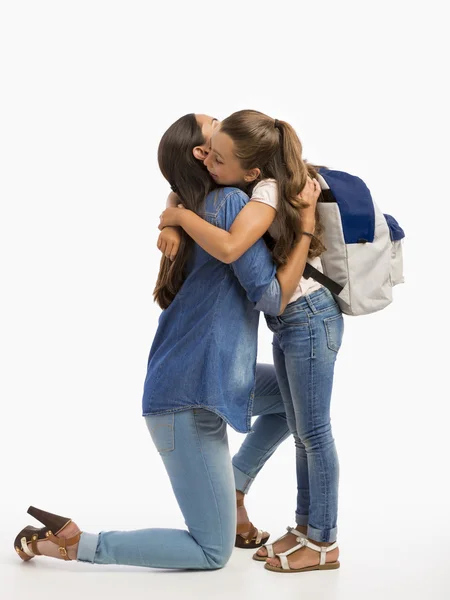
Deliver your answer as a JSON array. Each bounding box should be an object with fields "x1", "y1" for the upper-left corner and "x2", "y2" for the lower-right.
[
  {"x1": 1, "y1": 516, "x2": 449, "y2": 600},
  {"x1": 2, "y1": 456, "x2": 449, "y2": 600}
]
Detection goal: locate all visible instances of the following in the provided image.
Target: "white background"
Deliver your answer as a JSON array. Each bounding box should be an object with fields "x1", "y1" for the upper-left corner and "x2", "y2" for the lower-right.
[{"x1": 1, "y1": 1, "x2": 449, "y2": 599}]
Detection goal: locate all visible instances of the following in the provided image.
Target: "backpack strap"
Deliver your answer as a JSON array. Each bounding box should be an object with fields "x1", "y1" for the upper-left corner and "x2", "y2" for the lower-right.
[{"x1": 303, "y1": 263, "x2": 344, "y2": 296}]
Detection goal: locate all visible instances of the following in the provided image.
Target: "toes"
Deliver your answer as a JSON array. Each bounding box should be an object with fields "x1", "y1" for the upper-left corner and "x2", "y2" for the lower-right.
[{"x1": 266, "y1": 558, "x2": 281, "y2": 568}]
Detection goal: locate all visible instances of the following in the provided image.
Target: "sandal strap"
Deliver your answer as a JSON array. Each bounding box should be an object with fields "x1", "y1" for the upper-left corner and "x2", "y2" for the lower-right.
[
  {"x1": 286, "y1": 526, "x2": 307, "y2": 541},
  {"x1": 255, "y1": 529, "x2": 263, "y2": 545},
  {"x1": 46, "y1": 530, "x2": 81, "y2": 560},
  {"x1": 31, "y1": 536, "x2": 41, "y2": 556},
  {"x1": 318, "y1": 541, "x2": 338, "y2": 566},
  {"x1": 302, "y1": 539, "x2": 338, "y2": 565},
  {"x1": 20, "y1": 537, "x2": 35, "y2": 558},
  {"x1": 263, "y1": 542, "x2": 273, "y2": 558},
  {"x1": 236, "y1": 522, "x2": 259, "y2": 546},
  {"x1": 31, "y1": 535, "x2": 42, "y2": 556},
  {"x1": 263, "y1": 526, "x2": 303, "y2": 559},
  {"x1": 278, "y1": 539, "x2": 308, "y2": 570},
  {"x1": 277, "y1": 538, "x2": 339, "y2": 570},
  {"x1": 236, "y1": 521, "x2": 254, "y2": 535}
]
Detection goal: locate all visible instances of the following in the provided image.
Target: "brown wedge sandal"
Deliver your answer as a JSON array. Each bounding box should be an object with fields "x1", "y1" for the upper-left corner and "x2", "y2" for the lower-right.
[
  {"x1": 14, "y1": 506, "x2": 81, "y2": 562},
  {"x1": 235, "y1": 521, "x2": 270, "y2": 549},
  {"x1": 234, "y1": 497, "x2": 270, "y2": 549}
]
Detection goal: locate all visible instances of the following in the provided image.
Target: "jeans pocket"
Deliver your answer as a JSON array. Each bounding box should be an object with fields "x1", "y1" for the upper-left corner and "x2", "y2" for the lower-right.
[
  {"x1": 324, "y1": 314, "x2": 344, "y2": 353},
  {"x1": 145, "y1": 413, "x2": 175, "y2": 453}
]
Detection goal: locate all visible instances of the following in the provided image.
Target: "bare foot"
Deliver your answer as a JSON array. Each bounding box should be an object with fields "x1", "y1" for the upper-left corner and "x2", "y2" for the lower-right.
[
  {"x1": 255, "y1": 525, "x2": 307, "y2": 558},
  {"x1": 266, "y1": 540, "x2": 339, "y2": 570}
]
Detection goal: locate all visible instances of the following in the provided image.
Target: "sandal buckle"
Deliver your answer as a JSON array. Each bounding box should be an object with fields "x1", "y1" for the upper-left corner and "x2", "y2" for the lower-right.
[{"x1": 59, "y1": 547, "x2": 68, "y2": 558}]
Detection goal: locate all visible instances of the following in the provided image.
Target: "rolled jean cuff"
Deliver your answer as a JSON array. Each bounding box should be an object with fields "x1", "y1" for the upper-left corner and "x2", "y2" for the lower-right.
[
  {"x1": 233, "y1": 464, "x2": 255, "y2": 494},
  {"x1": 295, "y1": 514, "x2": 337, "y2": 543},
  {"x1": 77, "y1": 532, "x2": 100, "y2": 563},
  {"x1": 295, "y1": 513, "x2": 309, "y2": 527}
]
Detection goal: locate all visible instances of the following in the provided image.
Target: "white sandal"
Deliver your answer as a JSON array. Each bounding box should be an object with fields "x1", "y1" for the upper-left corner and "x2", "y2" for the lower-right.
[
  {"x1": 252, "y1": 526, "x2": 307, "y2": 562},
  {"x1": 264, "y1": 536, "x2": 340, "y2": 573}
]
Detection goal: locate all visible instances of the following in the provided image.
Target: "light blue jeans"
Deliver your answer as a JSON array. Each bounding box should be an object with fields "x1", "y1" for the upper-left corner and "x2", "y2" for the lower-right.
[
  {"x1": 77, "y1": 364, "x2": 290, "y2": 570},
  {"x1": 265, "y1": 287, "x2": 344, "y2": 543}
]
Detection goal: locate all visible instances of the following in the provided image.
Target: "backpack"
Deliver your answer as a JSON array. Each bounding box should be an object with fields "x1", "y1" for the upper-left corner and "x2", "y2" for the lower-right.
[{"x1": 303, "y1": 169, "x2": 405, "y2": 316}]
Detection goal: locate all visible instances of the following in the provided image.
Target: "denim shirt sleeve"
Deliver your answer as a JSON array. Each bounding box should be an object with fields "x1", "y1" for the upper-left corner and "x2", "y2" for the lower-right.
[
  {"x1": 219, "y1": 189, "x2": 281, "y2": 316},
  {"x1": 254, "y1": 276, "x2": 282, "y2": 316}
]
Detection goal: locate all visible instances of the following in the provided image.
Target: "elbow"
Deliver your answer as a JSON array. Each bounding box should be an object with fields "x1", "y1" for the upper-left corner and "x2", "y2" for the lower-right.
[{"x1": 221, "y1": 243, "x2": 239, "y2": 265}]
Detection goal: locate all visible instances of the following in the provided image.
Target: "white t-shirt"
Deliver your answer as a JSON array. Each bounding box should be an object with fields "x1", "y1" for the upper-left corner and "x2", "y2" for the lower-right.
[{"x1": 251, "y1": 178, "x2": 323, "y2": 304}]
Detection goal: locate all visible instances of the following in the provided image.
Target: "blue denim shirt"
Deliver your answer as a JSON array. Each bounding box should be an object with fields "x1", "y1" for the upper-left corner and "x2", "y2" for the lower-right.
[{"x1": 142, "y1": 187, "x2": 282, "y2": 433}]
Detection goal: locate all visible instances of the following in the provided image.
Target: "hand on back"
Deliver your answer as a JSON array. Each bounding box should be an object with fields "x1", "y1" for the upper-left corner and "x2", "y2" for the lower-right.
[
  {"x1": 157, "y1": 226, "x2": 182, "y2": 261},
  {"x1": 298, "y1": 177, "x2": 320, "y2": 229}
]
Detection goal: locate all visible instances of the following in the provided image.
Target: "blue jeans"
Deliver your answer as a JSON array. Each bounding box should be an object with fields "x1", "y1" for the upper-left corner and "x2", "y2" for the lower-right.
[
  {"x1": 233, "y1": 364, "x2": 290, "y2": 493},
  {"x1": 77, "y1": 366, "x2": 290, "y2": 570},
  {"x1": 265, "y1": 287, "x2": 344, "y2": 543}
]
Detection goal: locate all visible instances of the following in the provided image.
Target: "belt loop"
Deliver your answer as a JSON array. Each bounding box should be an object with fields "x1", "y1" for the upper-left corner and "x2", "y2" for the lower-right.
[{"x1": 305, "y1": 293, "x2": 317, "y2": 314}]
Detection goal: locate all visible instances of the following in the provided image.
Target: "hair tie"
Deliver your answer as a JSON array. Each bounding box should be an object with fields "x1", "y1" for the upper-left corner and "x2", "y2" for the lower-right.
[
  {"x1": 274, "y1": 119, "x2": 284, "y2": 156},
  {"x1": 170, "y1": 183, "x2": 179, "y2": 194}
]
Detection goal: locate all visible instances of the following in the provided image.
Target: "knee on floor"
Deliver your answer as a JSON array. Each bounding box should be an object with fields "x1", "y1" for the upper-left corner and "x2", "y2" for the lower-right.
[{"x1": 202, "y1": 544, "x2": 233, "y2": 570}]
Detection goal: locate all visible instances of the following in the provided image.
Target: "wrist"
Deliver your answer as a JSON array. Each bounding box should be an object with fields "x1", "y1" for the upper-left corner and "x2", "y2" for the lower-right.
[
  {"x1": 302, "y1": 220, "x2": 316, "y2": 234},
  {"x1": 178, "y1": 210, "x2": 189, "y2": 227}
]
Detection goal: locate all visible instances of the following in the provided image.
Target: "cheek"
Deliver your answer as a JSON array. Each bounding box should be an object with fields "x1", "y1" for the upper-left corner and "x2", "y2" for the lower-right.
[
  {"x1": 222, "y1": 166, "x2": 237, "y2": 182},
  {"x1": 218, "y1": 164, "x2": 231, "y2": 178},
  {"x1": 218, "y1": 168, "x2": 231, "y2": 182}
]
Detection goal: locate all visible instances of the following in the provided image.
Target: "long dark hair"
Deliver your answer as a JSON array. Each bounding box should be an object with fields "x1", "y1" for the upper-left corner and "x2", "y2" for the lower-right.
[
  {"x1": 154, "y1": 114, "x2": 215, "y2": 309},
  {"x1": 220, "y1": 110, "x2": 325, "y2": 267}
]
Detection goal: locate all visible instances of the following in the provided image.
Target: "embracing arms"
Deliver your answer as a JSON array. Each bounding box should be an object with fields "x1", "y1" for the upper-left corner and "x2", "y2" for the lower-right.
[
  {"x1": 156, "y1": 179, "x2": 320, "y2": 315},
  {"x1": 159, "y1": 200, "x2": 276, "y2": 264},
  {"x1": 222, "y1": 181, "x2": 319, "y2": 315}
]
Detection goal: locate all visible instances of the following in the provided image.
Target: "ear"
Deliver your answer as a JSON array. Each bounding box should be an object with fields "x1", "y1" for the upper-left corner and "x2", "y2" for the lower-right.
[
  {"x1": 244, "y1": 168, "x2": 261, "y2": 183},
  {"x1": 193, "y1": 146, "x2": 209, "y2": 161}
]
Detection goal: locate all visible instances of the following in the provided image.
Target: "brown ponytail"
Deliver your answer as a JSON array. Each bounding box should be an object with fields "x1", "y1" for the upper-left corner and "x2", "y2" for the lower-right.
[{"x1": 220, "y1": 110, "x2": 325, "y2": 267}]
